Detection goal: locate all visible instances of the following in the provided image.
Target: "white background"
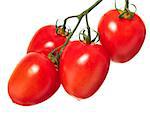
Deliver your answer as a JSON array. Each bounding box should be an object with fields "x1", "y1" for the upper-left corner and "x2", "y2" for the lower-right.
[{"x1": 0, "y1": 0, "x2": 149, "y2": 119}]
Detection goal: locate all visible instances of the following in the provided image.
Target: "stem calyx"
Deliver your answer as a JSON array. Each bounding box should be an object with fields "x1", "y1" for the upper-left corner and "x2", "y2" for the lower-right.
[{"x1": 115, "y1": 0, "x2": 137, "y2": 20}]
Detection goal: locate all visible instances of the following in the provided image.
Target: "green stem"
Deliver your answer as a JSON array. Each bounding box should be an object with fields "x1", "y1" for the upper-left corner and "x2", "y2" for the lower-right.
[
  {"x1": 125, "y1": 0, "x2": 129, "y2": 9},
  {"x1": 48, "y1": 0, "x2": 103, "y2": 63},
  {"x1": 80, "y1": 0, "x2": 103, "y2": 17},
  {"x1": 59, "y1": 18, "x2": 82, "y2": 55},
  {"x1": 60, "y1": 0, "x2": 103, "y2": 52},
  {"x1": 85, "y1": 15, "x2": 91, "y2": 44},
  {"x1": 63, "y1": 15, "x2": 78, "y2": 30}
]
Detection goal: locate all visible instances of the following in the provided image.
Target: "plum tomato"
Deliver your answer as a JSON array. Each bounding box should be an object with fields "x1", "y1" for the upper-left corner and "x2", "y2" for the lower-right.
[
  {"x1": 59, "y1": 41, "x2": 110, "y2": 99},
  {"x1": 8, "y1": 52, "x2": 59, "y2": 106},
  {"x1": 98, "y1": 10, "x2": 146, "y2": 63}
]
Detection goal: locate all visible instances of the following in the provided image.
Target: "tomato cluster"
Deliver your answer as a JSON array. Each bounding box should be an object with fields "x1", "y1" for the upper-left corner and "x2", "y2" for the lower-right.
[{"x1": 8, "y1": 0, "x2": 146, "y2": 106}]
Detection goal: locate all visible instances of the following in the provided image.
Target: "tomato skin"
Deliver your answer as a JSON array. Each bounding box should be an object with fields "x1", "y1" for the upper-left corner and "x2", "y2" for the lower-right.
[
  {"x1": 98, "y1": 10, "x2": 146, "y2": 63},
  {"x1": 59, "y1": 41, "x2": 110, "y2": 99},
  {"x1": 27, "y1": 25, "x2": 66, "y2": 56},
  {"x1": 8, "y1": 52, "x2": 59, "y2": 106}
]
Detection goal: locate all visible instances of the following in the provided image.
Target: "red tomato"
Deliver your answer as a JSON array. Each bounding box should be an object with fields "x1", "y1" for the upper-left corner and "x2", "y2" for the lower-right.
[
  {"x1": 98, "y1": 10, "x2": 146, "y2": 63},
  {"x1": 8, "y1": 52, "x2": 59, "y2": 106},
  {"x1": 59, "y1": 41, "x2": 110, "y2": 99},
  {"x1": 27, "y1": 25, "x2": 66, "y2": 56}
]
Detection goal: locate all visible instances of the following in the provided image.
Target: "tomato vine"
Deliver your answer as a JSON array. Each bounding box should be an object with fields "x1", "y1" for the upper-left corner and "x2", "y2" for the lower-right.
[{"x1": 48, "y1": 0, "x2": 103, "y2": 65}]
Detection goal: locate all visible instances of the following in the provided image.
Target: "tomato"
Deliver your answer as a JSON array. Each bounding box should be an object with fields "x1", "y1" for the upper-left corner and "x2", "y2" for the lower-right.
[
  {"x1": 59, "y1": 41, "x2": 110, "y2": 99},
  {"x1": 98, "y1": 10, "x2": 146, "y2": 63},
  {"x1": 8, "y1": 52, "x2": 59, "y2": 106},
  {"x1": 27, "y1": 25, "x2": 66, "y2": 56}
]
